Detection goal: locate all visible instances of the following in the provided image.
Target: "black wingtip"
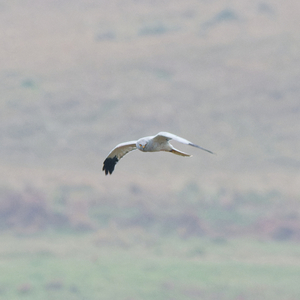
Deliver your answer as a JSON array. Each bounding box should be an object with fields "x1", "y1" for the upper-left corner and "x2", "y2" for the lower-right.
[{"x1": 102, "y1": 156, "x2": 119, "y2": 175}]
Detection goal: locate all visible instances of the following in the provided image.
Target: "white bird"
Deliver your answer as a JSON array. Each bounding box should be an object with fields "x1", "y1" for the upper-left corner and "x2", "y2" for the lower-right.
[{"x1": 102, "y1": 132, "x2": 214, "y2": 175}]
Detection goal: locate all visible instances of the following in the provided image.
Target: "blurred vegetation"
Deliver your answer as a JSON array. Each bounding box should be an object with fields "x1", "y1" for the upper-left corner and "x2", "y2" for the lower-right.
[
  {"x1": 1, "y1": 232, "x2": 300, "y2": 300},
  {"x1": 0, "y1": 0, "x2": 300, "y2": 299},
  {"x1": 1, "y1": 185, "x2": 299, "y2": 242}
]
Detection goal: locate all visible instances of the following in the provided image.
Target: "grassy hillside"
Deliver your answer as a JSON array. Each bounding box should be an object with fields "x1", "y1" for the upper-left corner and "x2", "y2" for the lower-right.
[
  {"x1": 0, "y1": 0, "x2": 299, "y2": 237},
  {"x1": 0, "y1": 1, "x2": 300, "y2": 299},
  {"x1": 1, "y1": 234, "x2": 300, "y2": 300}
]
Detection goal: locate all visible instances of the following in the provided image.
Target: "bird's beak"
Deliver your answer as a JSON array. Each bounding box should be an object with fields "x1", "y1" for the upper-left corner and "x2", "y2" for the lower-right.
[{"x1": 142, "y1": 145, "x2": 145, "y2": 149}]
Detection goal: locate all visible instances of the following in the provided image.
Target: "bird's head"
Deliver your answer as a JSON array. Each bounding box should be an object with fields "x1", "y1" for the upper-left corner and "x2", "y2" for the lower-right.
[{"x1": 136, "y1": 139, "x2": 147, "y2": 151}]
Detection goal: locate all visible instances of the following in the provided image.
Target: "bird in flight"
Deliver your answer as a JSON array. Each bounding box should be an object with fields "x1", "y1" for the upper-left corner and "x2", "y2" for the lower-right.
[{"x1": 103, "y1": 132, "x2": 214, "y2": 175}]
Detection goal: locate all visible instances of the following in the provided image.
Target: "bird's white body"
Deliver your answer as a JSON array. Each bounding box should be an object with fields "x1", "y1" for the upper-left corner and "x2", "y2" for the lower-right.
[{"x1": 137, "y1": 135, "x2": 170, "y2": 152}]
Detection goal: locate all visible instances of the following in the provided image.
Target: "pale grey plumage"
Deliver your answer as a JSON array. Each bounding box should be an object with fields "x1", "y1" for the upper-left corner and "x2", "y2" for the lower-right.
[{"x1": 103, "y1": 132, "x2": 213, "y2": 175}]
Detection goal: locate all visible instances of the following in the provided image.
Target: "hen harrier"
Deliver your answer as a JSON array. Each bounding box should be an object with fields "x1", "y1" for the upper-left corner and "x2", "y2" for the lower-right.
[{"x1": 103, "y1": 132, "x2": 214, "y2": 175}]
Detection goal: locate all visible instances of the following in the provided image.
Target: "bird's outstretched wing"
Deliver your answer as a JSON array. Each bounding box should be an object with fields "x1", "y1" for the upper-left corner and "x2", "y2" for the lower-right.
[
  {"x1": 153, "y1": 132, "x2": 214, "y2": 154},
  {"x1": 103, "y1": 141, "x2": 137, "y2": 175}
]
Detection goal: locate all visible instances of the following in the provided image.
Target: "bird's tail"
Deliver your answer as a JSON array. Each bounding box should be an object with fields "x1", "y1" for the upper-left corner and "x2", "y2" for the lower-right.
[{"x1": 169, "y1": 148, "x2": 191, "y2": 157}]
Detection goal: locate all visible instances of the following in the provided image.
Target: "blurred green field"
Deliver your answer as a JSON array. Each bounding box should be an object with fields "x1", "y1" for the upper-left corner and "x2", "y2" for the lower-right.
[
  {"x1": 1, "y1": 1, "x2": 300, "y2": 300},
  {"x1": 1, "y1": 233, "x2": 300, "y2": 300}
]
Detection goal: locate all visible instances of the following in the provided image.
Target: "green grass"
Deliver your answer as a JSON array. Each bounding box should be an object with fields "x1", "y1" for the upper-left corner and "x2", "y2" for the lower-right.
[
  {"x1": 1, "y1": 233, "x2": 300, "y2": 300},
  {"x1": 1, "y1": 1, "x2": 300, "y2": 299}
]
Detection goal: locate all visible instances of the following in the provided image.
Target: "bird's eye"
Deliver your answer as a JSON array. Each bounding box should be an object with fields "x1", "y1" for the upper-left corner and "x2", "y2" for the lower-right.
[{"x1": 139, "y1": 144, "x2": 142, "y2": 147}]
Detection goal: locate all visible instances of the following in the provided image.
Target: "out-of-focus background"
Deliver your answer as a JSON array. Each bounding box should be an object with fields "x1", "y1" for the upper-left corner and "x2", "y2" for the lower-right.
[{"x1": 1, "y1": 0, "x2": 300, "y2": 299}]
